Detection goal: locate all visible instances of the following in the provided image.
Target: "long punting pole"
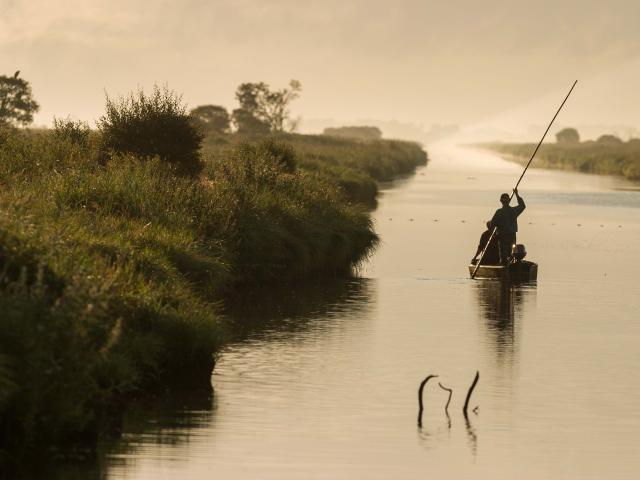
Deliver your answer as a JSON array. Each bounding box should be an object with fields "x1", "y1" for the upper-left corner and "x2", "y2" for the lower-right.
[{"x1": 470, "y1": 80, "x2": 578, "y2": 279}]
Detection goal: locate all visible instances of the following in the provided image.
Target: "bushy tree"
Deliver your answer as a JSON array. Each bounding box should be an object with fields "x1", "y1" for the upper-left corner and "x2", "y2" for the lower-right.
[
  {"x1": 232, "y1": 80, "x2": 301, "y2": 133},
  {"x1": 231, "y1": 107, "x2": 270, "y2": 134},
  {"x1": 189, "y1": 105, "x2": 230, "y2": 134},
  {"x1": 596, "y1": 134, "x2": 623, "y2": 145},
  {"x1": 555, "y1": 127, "x2": 580, "y2": 144},
  {"x1": 0, "y1": 72, "x2": 40, "y2": 127},
  {"x1": 98, "y1": 85, "x2": 203, "y2": 175}
]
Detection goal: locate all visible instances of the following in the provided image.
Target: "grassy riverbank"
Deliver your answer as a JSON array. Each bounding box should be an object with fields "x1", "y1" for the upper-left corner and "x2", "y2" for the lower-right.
[
  {"x1": 481, "y1": 141, "x2": 640, "y2": 181},
  {"x1": 0, "y1": 127, "x2": 426, "y2": 462},
  {"x1": 203, "y1": 133, "x2": 428, "y2": 204}
]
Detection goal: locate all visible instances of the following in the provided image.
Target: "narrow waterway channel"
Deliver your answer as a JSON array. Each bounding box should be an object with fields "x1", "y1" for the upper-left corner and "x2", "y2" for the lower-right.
[{"x1": 56, "y1": 145, "x2": 640, "y2": 479}]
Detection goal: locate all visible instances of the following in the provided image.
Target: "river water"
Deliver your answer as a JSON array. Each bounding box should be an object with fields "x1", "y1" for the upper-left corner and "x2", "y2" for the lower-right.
[{"x1": 56, "y1": 146, "x2": 640, "y2": 479}]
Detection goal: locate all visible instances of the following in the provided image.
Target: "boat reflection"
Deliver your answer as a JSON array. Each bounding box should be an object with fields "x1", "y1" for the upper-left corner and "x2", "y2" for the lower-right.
[
  {"x1": 474, "y1": 280, "x2": 536, "y2": 368},
  {"x1": 473, "y1": 278, "x2": 537, "y2": 454}
]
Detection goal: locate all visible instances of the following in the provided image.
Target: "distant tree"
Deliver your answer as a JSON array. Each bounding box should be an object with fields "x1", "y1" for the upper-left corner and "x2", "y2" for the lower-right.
[
  {"x1": 596, "y1": 134, "x2": 623, "y2": 145},
  {"x1": 189, "y1": 105, "x2": 230, "y2": 134},
  {"x1": 233, "y1": 80, "x2": 302, "y2": 132},
  {"x1": 0, "y1": 72, "x2": 40, "y2": 127},
  {"x1": 323, "y1": 126, "x2": 383, "y2": 140},
  {"x1": 555, "y1": 127, "x2": 580, "y2": 144},
  {"x1": 98, "y1": 85, "x2": 203, "y2": 175},
  {"x1": 235, "y1": 83, "x2": 264, "y2": 114},
  {"x1": 231, "y1": 108, "x2": 270, "y2": 134},
  {"x1": 263, "y1": 79, "x2": 301, "y2": 132},
  {"x1": 627, "y1": 138, "x2": 640, "y2": 147}
]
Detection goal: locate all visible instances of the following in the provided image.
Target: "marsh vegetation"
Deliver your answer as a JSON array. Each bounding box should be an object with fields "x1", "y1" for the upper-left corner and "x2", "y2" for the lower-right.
[
  {"x1": 0, "y1": 77, "x2": 427, "y2": 463},
  {"x1": 481, "y1": 129, "x2": 640, "y2": 181}
]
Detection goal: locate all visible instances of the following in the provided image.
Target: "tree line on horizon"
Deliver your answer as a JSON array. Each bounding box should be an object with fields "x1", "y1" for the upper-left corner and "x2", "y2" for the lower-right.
[
  {"x1": 0, "y1": 72, "x2": 302, "y2": 136},
  {"x1": 0, "y1": 72, "x2": 392, "y2": 179},
  {"x1": 555, "y1": 127, "x2": 638, "y2": 146},
  {"x1": 0, "y1": 72, "x2": 306, "y2": 175},
  {"x1": 189, "y1": 79, "x2": 302, "y2": 135},
  {"x1": 323, "y1": 125, "x2": 382, "y2": 140},
  {"x1": 1, "y1": 73, "x2": 388, "y2": 142},
  {"x1": 487, "y1": 127, "x2": 640, "y2": 181}
]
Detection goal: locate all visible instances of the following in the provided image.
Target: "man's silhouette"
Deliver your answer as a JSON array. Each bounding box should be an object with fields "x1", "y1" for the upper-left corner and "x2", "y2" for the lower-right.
[
  {"x1": 490, "y1": 189, "x2": 525, "y2": 265},
  {"x1": 472, "y1": 221, "x2": 500, "y2": 265}
]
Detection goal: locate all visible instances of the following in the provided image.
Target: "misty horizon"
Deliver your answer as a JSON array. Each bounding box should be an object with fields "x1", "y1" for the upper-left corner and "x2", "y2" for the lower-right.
[{"x1": 3, "y1": 0, "x2": 640, "y2": 143}]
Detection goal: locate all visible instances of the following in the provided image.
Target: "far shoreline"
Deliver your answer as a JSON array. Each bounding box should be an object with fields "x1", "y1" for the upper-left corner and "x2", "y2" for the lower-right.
[{"x1": 473, "y1": 141, "x2": 640, "y2": 185}]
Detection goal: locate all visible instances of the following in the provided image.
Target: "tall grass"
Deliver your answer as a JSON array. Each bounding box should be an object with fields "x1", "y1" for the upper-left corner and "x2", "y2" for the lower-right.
[
  {"x1": 202, "y1": 132, "x2": 428, "y2": 204},
  {"x1": 0, "y1": 131, "x2": 227, "y2": 457},
  {"x1": 0, "y1": 126, "x2": 425, "y2": 460}
]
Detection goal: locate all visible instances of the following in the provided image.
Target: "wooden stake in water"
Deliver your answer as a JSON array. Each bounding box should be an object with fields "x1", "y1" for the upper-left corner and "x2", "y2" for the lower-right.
[
  {"x1": 463, "y1": 370, "x2": 480, "y2": 417},
  {"x1": 470, "y1": 80, "x2": 578, "y2": 279},
  {"x1": 417, "y1": 374, "x2": 438, "y2": 427}
]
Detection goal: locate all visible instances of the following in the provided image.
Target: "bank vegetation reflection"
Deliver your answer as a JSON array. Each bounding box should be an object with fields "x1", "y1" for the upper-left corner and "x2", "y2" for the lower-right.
[{"x1": 27, "y1": 279, "x2": 376, "y2": 480}]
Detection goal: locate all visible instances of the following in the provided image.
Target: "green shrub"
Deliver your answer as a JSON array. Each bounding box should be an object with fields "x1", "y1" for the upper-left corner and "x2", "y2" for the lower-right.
[
  {"x1": 52, "y1": 117, "x2": 90, "y2": 148},
  {"x1": 98, "y1": 85, "x2": 203, "y2": 175},
  {"x1": 254, "y1": 138, "x2": 297, "y2": 173}
]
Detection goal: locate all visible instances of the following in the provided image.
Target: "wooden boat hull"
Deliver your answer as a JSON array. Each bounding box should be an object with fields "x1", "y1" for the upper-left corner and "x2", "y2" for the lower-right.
[{"x1": 468, "y1": 260, "x2": 538, "y2": 282}]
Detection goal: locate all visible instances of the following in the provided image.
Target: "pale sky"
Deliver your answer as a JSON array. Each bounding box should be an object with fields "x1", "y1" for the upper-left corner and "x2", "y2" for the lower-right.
[{"x1": 2, "y1": 0, "x2": 640, "y2": 141}]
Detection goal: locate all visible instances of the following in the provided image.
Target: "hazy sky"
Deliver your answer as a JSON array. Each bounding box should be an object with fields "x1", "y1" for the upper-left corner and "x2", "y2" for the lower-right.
[{"x1": 2, "y1": 0, "x2": 640, "y2": 140}]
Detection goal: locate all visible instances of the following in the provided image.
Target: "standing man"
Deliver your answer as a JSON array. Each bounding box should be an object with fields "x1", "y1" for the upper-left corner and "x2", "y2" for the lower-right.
[{"x1": 491, "y1": 189, "x2": 526, "y2": 265}]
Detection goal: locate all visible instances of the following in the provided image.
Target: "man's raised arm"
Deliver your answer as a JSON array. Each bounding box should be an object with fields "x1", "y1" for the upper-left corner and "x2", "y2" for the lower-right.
[{"x1": 514, "y1": 189, "x2": 525, "y2": 215}]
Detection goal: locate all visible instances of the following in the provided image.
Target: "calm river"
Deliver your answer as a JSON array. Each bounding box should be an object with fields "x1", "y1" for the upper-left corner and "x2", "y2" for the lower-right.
[{"x1": 55, "y1": 146, "x2": 640, "y2": 479}]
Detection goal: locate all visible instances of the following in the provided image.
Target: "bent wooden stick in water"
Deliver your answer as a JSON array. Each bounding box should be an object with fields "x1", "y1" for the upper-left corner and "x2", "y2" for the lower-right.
[
  {"x1": 417, "y1": 374, "x2": 438, "y2": 427},
  {"x1": 438, "y1": 382, "x2": 453, "y2": 414},
  {"x1": 463, "y1": 370, "x2": 480, "y2": 417}
]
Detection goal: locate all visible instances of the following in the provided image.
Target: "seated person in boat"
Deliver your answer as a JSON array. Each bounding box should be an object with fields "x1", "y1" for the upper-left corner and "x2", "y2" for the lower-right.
[
  {"x1": 472, "y1": 221, "x2": 500, "y2": 265},
  {"x1": 490, "y1": 189, "x2": 525, "y2": 265}
]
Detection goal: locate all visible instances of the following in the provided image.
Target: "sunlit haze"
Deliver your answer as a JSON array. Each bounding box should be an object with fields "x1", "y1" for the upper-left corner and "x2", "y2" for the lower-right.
[
  {"x1": 4, "y1": 3, "x2": 640, "y2": 478},
  {"x1": 2, "y1": 0, "x2": 640, "y2": 141}
]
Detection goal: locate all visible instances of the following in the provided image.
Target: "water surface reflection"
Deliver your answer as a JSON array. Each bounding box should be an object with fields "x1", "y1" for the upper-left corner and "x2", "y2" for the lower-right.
[
  {"x1": 474, "y1": 280, "x2": 536, "y2": 368},
  {"x1": 223, "y1": 277, "x2": 375, "y2": 343},
  {"x1": 34, "y1": 145, "x2": 640, "y2": 480},
  {"x1": 107, "y1": 278, "x2": 374, "y2": 479}
]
